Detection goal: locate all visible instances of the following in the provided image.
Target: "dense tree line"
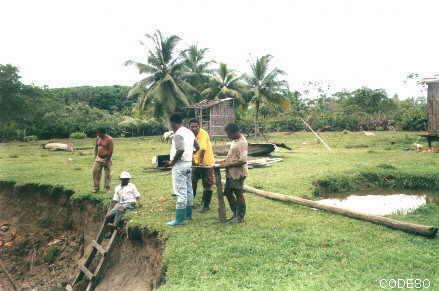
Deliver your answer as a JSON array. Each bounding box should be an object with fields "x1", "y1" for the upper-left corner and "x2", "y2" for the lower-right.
[
  {"x1": 240, "y1": 88, "x2": 427, "y2": 134},
  {"x1": 50, "y1": 85, "x2": 135, "y2": 113},
  {"x1": 0, "y1": 64, "x2": 164, "y2": 140},
  {"x1": 0, "y1": 30, "x2": 428, "y2": 140}
]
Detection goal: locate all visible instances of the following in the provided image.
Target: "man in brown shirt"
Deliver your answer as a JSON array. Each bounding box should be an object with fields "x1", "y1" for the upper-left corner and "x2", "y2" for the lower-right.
[
  {"x1": 92, "y1": 127, "x2": 113, "y2": 193},
  {"x1": 217, "y1": 123, "x2": 248, "y2": 223}
]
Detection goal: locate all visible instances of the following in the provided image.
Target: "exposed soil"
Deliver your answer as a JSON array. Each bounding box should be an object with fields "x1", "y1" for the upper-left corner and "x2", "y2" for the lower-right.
[
  {"x1": 96, "y1": 228, "x2": 165, "y2": 291},
  {"x1": 0, "y1": 182, "x2": 164, "y2": 290}
]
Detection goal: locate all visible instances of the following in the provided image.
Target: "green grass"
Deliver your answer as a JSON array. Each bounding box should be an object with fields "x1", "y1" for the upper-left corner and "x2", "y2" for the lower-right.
[{"x1": 0, "y1": 132, "x2": 438, "y2": 290}]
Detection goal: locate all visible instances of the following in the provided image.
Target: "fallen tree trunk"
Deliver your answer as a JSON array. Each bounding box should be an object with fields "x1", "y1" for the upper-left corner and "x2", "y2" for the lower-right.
[{"x1": 243, "y1": 185, "x2": 438, "y2": 238}]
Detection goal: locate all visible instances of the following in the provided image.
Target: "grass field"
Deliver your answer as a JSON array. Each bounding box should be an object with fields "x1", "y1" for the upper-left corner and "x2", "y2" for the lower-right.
[{"x1": 1, "y1": 131, "x2": 438, "y2": 290}]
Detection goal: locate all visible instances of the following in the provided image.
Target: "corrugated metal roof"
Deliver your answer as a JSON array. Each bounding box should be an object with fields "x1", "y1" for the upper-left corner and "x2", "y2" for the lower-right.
[
  {"x1": 422, "y1": 76, "x2": 439, "y2": 84},
  {"x1": 187, "y1": 97, "x2": 234, "y2": 109}
]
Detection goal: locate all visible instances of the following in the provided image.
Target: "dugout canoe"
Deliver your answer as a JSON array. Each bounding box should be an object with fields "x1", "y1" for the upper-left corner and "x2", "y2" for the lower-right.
[{"x1": 215, "y1": 143, "x2": 277, "y2": 156}]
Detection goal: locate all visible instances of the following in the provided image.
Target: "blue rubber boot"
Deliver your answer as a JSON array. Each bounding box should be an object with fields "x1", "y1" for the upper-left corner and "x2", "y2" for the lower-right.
[
  {"x1": 167, "y1": 208, "x2": 186, "y2": 226},
  {"x1": 186, "y1": 206, "x2": 193, "y2": 220}
]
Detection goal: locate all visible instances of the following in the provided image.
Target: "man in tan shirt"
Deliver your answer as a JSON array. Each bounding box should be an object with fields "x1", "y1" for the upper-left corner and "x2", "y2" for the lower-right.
[
  {"x1": 217, "y1": 123, "x2": 248, "y2": 223},
  {"x1": 92, "y1": 127, "x2": 113, "y2": 193}
]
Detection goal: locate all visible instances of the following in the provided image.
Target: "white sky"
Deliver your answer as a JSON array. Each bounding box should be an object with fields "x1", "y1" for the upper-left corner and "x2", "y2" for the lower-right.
[{"x1": 1, "y1": 0, "x2": 438, "y2": 98}]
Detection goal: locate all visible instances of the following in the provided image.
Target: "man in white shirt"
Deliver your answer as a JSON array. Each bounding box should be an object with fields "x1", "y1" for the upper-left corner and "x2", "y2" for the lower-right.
[
  {"x1": 105, "y1": 171, "x2": 141, "y2": 226},
  {"x1": 166, "y1": 113, "x2": 196, "y2": 226}
]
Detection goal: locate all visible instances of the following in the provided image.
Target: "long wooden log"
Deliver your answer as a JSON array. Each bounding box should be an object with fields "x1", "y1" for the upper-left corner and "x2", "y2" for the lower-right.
[{"x1": 243, "y1": 185, "x2": 438, "y2": 238}]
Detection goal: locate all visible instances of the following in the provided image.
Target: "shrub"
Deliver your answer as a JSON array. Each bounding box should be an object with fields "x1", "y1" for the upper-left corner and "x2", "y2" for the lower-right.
[
  {"x1": 118, "y1": 118, "x2": 166, "y2": 137},
  {"x1": 313, "y1": 175, "x2": 357, "y2": 196},
  {"x1": 44, "y1": 246, "x2": 60, "y2": 264},
  {"x1": 69, "y1": 132, "x2": 87, "y2": 139},
  {"x1": 144, "y1": 119, "x2": 166, "y2": 135},
  {"x1": 395, "y1": 98, "x2": 427, "y2": 131},
  {"x1": 268, "y1": 117, "x2": 304, "y2": 132},
  {"x1": 10, "y1": 239, "x2": 33, "y2": 256},
  {"x1": 23, "y1": 135, "x2": 38, "y2": 142},
  {"x1": 237, "y1": 117, "x2": 304, "y2": 135},
  {"x1": 36, "y1": 103, "x2": 123, "y2": 139},
  {"x1": 315, "y1": 168, "x2": 439, "y2": 196}
]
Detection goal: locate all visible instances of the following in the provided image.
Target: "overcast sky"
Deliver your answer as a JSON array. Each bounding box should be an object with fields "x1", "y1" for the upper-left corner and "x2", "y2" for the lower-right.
[{"x1": 1, "y1": 0, "x2": 438, "y2": 98}]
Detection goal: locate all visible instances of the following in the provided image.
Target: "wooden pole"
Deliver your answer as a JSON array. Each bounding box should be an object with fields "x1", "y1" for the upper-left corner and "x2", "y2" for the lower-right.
[
  {"x1": 214, "y1": 166, "x2": 227, "y2": 222},
  {"x1": 243, "y1": 184, "x2": 438, "y2": 238},
  {"x1": 0, "y1": 258, "x2": 18, "y2": 291},
  {"x1": 300, "y1": 118, "x2": 332, "y2": 151}
]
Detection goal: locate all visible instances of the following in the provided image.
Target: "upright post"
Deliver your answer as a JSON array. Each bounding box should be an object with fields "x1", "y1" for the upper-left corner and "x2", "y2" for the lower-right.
[{"x1": 214, "y1": 166, "x2": 226, "y2": 222}]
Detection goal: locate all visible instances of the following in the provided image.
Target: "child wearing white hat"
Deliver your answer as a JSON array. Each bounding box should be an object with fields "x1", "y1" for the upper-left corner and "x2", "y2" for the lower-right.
[{"x1": 105, "y1": 171, "x2": 141, "y2": 226}]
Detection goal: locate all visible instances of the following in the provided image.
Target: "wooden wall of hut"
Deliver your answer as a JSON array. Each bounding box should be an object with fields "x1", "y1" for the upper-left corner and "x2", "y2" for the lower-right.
[
  {"x1": 209, "y1": 100, "x2": 235, "y2": 136},
  {"x1": 427, "y1": 83, "x2": 439, "y2": 134}
]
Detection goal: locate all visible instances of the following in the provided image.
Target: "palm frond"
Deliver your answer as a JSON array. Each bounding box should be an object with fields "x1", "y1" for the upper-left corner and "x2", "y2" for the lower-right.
[
  {"x1": 128, "y1": 30, "x2": 195, "y2": 117},
  {"x1": 125, "y1": 60, "x2": 158, "y2": 75}
]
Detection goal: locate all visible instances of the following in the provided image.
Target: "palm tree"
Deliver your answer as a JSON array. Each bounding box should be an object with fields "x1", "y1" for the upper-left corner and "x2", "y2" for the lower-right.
[
  {"x1": 201, "y1": 63, "x2": 246, "y2": 104},
  {"x1": 245, "y1": 55, "x2": 289, "y2": 135},
  {"x1": 180, "y1": 44, "x2": 213, "y2": 96},
  {"x1": 125, "y1": 30, "x2": 196, "y2": 119}
]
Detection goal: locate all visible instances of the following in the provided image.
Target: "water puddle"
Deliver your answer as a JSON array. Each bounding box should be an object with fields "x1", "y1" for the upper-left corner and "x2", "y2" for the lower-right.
[{"x1": 318, "y1": 191, "x2": 439, "y2": 216}]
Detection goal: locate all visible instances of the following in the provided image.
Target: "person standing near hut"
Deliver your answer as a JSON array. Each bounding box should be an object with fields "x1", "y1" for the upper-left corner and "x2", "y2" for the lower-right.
[
  {"x1": 217, "y1": 123, "x2": 248, "y2": 223},
  {"x1": 166, "y1": 114, "x2": 196, "y2": 226},
  {"x1": 92, "y1": 127, "x2": 113, "y2": 193},
  {"x1": 189, "y1": 119, "x2": 215, "y2": 212}
]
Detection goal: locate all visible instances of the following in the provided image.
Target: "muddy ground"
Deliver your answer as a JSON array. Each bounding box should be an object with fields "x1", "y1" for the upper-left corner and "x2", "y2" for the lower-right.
[{"x1": 0, "y1": 182, "x2": 164, "y2": 290}]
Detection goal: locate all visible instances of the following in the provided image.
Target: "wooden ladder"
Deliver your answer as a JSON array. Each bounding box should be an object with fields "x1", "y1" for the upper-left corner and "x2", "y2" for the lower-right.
[{"x1": 66, "y1": 220, "x2": 118, "y2": 291}]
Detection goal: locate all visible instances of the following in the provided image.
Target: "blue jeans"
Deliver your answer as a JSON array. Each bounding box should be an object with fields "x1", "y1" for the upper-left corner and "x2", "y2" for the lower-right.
[
  {"x1": 109, "y1": 202, "x2": 136, "y2": 225},
  {"x1": 172, "y1": 161, "x2": 193, "y2": 209}
]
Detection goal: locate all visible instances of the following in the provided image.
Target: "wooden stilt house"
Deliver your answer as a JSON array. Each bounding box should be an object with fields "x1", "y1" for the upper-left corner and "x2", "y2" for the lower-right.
[
  {"x1": 421, "y1": 78, "x2": 439, "y2": 147},
  {"x1": 426, "y1": 78, "x2": 439, "y2": 134}
]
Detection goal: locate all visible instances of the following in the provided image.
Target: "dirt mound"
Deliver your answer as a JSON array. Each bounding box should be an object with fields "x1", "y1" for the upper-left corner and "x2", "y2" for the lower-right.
[{"x1": 0, "y1": 182, "x2": 164, "y2": 290}]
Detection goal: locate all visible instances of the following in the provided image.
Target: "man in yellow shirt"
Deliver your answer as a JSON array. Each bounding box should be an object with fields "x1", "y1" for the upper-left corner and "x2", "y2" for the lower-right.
[{"x1": 190, "y1": 119, "x2": 215, "y2": 213}]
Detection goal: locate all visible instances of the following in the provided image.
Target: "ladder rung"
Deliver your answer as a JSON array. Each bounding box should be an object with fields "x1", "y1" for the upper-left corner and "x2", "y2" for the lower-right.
[
  {"x1": 91, "y1": 240, "x2": 107, "y2": 255},
  {"x1": 78, "y1": 263, "x2": 94, "y2": 280},
  {"x1": 69, "y1": 218, "x2": 119, "y2": 288}
]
